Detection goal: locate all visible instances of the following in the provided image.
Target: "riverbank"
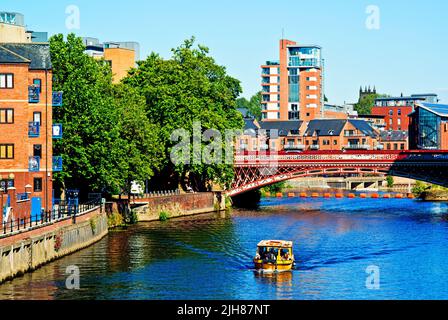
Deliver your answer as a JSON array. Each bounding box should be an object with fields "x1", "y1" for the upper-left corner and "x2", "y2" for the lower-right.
[{"x1": 0, "y1": 206, "x2": 107, "y2": 284}]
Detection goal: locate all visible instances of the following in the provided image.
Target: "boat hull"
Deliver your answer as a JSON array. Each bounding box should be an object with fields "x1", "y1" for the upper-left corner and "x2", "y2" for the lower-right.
[{"x1": 254, "y1": 260, "x2": 294, "y2": 272}]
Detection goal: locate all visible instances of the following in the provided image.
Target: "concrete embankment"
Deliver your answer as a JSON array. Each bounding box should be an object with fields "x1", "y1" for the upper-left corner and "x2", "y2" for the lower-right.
[
  {"x1": 133, "y1": 192, "x2": 226, "y2": 222},
  {"x1": 0, "y1": 207, "x2": 107, "y2": 284}
]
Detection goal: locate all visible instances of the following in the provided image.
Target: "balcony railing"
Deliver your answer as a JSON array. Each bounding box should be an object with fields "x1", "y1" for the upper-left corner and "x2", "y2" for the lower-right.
[
  {"x1": 53, "y1": 124, "x2": 63, "y2": 139},
  {"x1": 52, "y1": 92, "x2": 63, "y2": 107},
  {"x1": 344, "y1": 144, "x2": 371, "y2": 150},
  {"x1": 310, "y1": 145, "x2": 320, "y2": 150},
  {"x1": 28, "y1": 122, "x2": 40, "y2": 138},
  {"x1": 53, "y1": 156, "x2": 63, "y2": 172},
  {"x1": 284, "y1": 144, "x2": 306, "y2": 151},
  {"x1": 29, "y1": 156, "x2": 40, "y2": 172},
  {"x1": 17, "y1": 193, "x2": 30, "y2": 201},
  {"x1": 28, "y1": 85, "x2": 40, "y2": 103}
]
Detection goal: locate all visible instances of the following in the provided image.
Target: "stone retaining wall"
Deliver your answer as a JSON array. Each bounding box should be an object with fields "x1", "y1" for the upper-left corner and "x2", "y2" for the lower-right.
[
  {"x1": 134, "y1": 192, "x2": 226, "y2": 222},
  {"x1": 0, "y1": 207, "x2": 107, "y2": 284}
]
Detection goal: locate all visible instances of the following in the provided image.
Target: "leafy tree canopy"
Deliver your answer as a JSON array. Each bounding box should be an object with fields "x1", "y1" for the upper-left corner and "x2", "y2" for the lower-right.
[{"x1": 123, "y1": 37, "x2": 244, "y2": 191}]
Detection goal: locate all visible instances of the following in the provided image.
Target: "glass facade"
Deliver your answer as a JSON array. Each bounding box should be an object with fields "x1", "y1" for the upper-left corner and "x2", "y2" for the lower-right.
[
  {"x1": 288, "y1": 47, "x2": 322, "y2": 68},
  {"x1": 417, "y1": 108, "x2": 440, "y2": 149},
  {"x1": 288, "y1": 69, "x2": 299, "y2": 103}
]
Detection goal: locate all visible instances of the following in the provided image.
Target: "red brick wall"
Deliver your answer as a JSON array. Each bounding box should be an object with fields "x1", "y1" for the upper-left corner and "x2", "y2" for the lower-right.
[
  {"x1": 0, "y1": 63, "x2": 53, "y2": 216},
  {"x1": 372, "y1": 106, "x2": 413, "y2": 131}
]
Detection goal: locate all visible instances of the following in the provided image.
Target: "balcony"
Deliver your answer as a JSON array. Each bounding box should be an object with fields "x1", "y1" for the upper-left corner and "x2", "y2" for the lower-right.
[
  {"x1": 52, "y1": 91, "x2": 63, "y2": 107},
  {"x1": 29, "y1": 156, "x2": 40, "y2": 172},
  {"x1": 28, "y1": 85, "x2": 40, "y2": 103},
  {"x1": 17, "y1": 193, "x2": 30, "y2": 201},
  {"x1": 53, "y1": 156, "x2": 63, "y2": 172},
  {"x1": 53, "y1": 124, "x2": 63, "y2": 139},
  {"x1": 28, "y1": 122, "x2": 40, "y2": 138},
  {"x1": 260, "y1": 144, "x2": 269, "y2": 151},
  {"x1": 284, "y1": 144, "x2": 306, "y2": 151},
  {"x1": 310, "y1": 145, "x2": 320, "y2": 150},
  {"x1": 344, "y1": 144, "x2": 371, "y2": 150},
  {"x1": 238, "y1": 144, "x2": 248, "y2": 151}
]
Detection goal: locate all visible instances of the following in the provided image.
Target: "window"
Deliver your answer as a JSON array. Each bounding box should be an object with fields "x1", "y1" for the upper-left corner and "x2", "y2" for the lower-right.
[
  {"x1": 0, "y1": 109, "x2": 14, "y2": 124},
  {"x1": 0, "y1": 74, "x2": 14, "y2": 89},
  {"x1": 401, "y1": 143, "x2": 405, "y2": 150},
  {"x1": 394, "y1": 143, "x2": 398, "y2": 150},
  {"x1": 0, "y1": 179, "x2": 14, "y2": 192},
  {"x1": 333, "y1": 140, "x2": 338, "y2": 145},
  {"x1": 33, "y1": 144, "x2": 42, "y2": 158},
  {"x1": 33, "y1": 79, "x2": 42, "y2": 91},
  {"x1": 34, "y1": 177, "x2": 43, "y2": 192},
  {"x1": 389, "y1": 110, "x2": 393, "y2": 116},
  {"x1": 398, "y1": 109, "x2": 402, "y2": 116},
  {"x1": 0, "y1": 144, "x2": 14, "y2": 159},
  {"x1": 33, "y1": 112, "x2": 42, "y2": 125}
]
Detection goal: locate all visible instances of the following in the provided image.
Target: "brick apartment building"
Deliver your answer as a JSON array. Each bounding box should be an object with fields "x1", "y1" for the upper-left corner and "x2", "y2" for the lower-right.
[
  {"x1": 0, "y1": 43, "x2": 62, "y2": 226},
  {"x1": 261, "y1": 39, "x2": 324, "y2": 122}
]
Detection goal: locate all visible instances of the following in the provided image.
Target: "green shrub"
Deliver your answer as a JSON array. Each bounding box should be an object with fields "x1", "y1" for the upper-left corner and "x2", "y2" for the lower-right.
[
  {"x1": 159, "y1": 211, "x2": 170, "y2": 222},
  {"x1": 108, "y1": 211, "x2": 124, "y2": 228},
  {"x1": 386, "y1": 176, "x2": 394, "y2": 188}
]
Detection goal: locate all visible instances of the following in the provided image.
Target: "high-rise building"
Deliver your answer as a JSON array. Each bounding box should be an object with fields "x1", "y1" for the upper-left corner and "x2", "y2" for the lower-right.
[{"x1": 261, "y1": 39, "x2": 324, "y2": 122}]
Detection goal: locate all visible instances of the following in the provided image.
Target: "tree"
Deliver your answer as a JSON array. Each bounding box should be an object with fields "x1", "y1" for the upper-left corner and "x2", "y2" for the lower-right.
[
  {"x1": 386, "y1": 176, "x2": 394, "y2": 188},
  {"x1": 50, "y1": 34, "x2": 161, "y2": 198},
  {"x1": 354, "y1": 94, "x2": 378, "y2": 115},
  {"x1": 123, "y1": 37, "x2": 244, "y2": 191},
  {"x1": 113, "y1": 84, "x2": 164, "y2": 196},
  {"x1": 236, "y1": 92, "x2": 262, "y2": 120},
  {"x1": 354, "y1": 93, "x2": 390, "y2": 115}
]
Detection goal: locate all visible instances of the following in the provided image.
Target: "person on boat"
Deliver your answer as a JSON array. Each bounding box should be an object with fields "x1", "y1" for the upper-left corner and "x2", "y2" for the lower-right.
[
  {"x1": 266, "y1": 249, "x2": 277, "y2": 263},
  {"x1": 280, "y1": 249, "x2": 290, "y2": 261}
]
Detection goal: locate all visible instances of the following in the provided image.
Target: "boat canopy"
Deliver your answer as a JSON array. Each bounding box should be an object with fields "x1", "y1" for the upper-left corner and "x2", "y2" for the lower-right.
[{"x1": 257, "y1": 240, "x2": 293, "y2": 248}]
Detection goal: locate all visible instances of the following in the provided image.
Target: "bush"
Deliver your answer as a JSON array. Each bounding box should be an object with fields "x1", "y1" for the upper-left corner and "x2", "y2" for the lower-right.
[
  {"x1": 386, "y1": 176, "x2": 394, "y2": 188},
  {"x1": 108, "y1": 211, "x2": 124, "y2": 228},
  {"x1": 159, "y1": 211, "x2": 170, "y2": 222},
  {"x1": 412, "y1": 181, "x2": 430, "y2": 198}
]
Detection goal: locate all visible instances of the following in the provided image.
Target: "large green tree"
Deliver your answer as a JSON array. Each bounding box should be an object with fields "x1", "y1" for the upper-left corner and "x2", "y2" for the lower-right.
[
  {"x1": 50, "y1": 34, "x2": 161, "y2": 197},
  {"x1": 124, "y1": 37, "x2": 244, "y2": 191}
]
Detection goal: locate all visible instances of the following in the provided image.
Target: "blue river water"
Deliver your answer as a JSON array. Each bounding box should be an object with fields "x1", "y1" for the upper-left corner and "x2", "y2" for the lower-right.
[{"x1": 1, "y1": 197, "x2": 448, "y2": 300}]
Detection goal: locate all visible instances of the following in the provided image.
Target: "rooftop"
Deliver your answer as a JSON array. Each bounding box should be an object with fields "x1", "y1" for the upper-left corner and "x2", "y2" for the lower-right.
[
  {"x1": 259, "y1": 121, "x2": 302, "y2": 136},
  {"x1": 0, "y1": 43, "x2": 51, "y2": 69},
  {"x1": 375, "y1": 96, "x2": 425, "y2": 101},
  {"x1": 417, "y1": 103, "x2": 448, "y2": 117},
  {"x1": 305, "y1": 119, "x2": 377, "y2": 138},
  {"x1": 380, "y1": 130, "x2": 408, "y2": 141}
]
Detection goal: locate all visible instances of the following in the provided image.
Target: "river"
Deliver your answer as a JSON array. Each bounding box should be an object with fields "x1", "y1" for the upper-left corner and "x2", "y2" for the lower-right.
[{"x1": 1, "y1": 197, "x2": 448, "y2": 300}]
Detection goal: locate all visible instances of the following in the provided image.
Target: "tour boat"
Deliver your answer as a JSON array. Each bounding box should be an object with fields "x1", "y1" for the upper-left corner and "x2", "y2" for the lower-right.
[{"x1": 253, "y1": 240, "x2": 294, "y2": 273}]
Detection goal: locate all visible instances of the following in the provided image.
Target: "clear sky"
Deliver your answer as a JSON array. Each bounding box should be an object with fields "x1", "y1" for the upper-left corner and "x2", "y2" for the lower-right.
[{"x1": 2, "y1": 0, "x2": 448, "y2": 104}]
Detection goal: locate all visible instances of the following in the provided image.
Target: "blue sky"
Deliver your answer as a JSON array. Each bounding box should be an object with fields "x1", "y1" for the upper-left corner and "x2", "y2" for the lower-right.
[{"x1": 3, "y1": 0, "x2": 448, "y2": 104}]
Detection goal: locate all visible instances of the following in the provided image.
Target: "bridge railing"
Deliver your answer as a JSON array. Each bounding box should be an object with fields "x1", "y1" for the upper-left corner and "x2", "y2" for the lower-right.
[{"x1": 234, "y1": 150, "x2": 448, "y2": 164}]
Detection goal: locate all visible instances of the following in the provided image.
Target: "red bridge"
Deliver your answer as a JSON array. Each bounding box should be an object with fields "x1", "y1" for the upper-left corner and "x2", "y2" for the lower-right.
[{"x1": 228, "y1": 150, "x2": 448, "y2": 196}]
